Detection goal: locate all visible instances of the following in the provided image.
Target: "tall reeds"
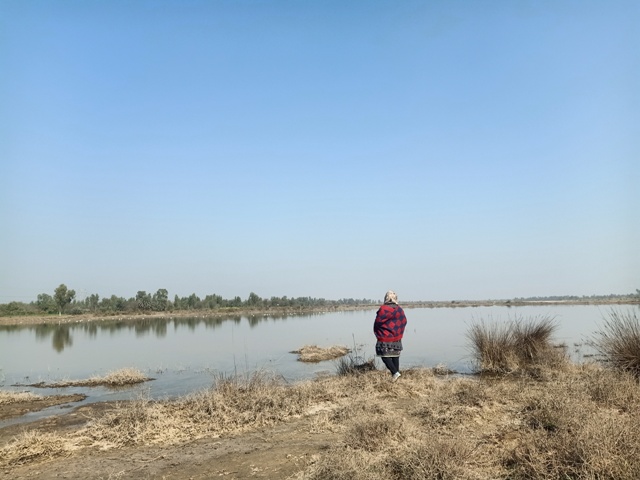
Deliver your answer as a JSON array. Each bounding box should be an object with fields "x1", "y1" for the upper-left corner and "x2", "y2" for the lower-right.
[
  {"x1": 466, "y1": 315, "x2": 563, "y2": 374},
  {"x1": 591, "y1": 308, "x2": 640, "y2": 378}
]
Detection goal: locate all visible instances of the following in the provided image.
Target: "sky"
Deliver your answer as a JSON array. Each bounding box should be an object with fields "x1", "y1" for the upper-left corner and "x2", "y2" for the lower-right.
[{"x1": 1, "y1": 0, "x2": 639, "y2": 303}]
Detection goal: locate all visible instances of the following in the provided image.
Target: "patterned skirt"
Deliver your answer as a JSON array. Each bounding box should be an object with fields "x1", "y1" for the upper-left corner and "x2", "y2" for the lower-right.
[{"x1": 375, "y1": 340, "x2": 403, "y2": 358}]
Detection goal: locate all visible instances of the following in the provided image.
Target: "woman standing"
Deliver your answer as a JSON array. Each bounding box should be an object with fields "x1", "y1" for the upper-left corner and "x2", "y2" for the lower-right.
[{"x1": 374, "y1": 290, "x2": 407, "y2": 381}]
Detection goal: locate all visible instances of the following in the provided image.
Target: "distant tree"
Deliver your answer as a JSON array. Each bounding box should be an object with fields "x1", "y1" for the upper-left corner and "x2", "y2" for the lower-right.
[
  {"x1": 152, "y1": 288, "x2": 169, "y2": 311},
  {"x1": 247, "y1": 292, "x2": 262, "y2": 307},
  {"x1": 54, "y1": 284, "x2": 76, "y2": 315},
  {"x1": 36, "y1": 293, "x2": 57, "y2": 313},
  {"x1": 100, "y1": 295, "x2": 127, "y2": 312},
  {"x1": 0, "y1": 301, "x2": 35, "y2": 317},
  {"x1": 186, "y1": 293, "x2": 201, "y2": 310},
  {"x1": 174, "y1": 294, "x2": 182, "y2": 310},
  {"x1": 136, "y1": 291, "x2": 152, "y2": 311},
  {"x1": 232, "y1": 296, "x2": 242, "y2": 307},
  {"x1": 86, "y1": 294, "x2": 99, "y2": 312},
  {"x1": 202, "y1": 294, "x2": 223, "y2": 309}
]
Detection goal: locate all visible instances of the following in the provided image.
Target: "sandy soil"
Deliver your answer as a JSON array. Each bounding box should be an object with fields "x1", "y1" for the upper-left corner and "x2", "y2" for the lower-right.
[{"x1": 1, "y1": 398, "x2": 336, "y2": 479}]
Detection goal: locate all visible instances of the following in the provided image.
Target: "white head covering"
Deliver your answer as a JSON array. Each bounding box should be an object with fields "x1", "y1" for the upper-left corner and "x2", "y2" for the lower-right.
[{"x1": 384, "y1": 290, "x2": 398, "y2": 304}]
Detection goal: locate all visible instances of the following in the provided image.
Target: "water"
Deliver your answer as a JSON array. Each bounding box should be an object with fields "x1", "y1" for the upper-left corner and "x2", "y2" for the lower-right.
[{"x1": 0, "y1": 305, "x2": 634, "y2": 425}]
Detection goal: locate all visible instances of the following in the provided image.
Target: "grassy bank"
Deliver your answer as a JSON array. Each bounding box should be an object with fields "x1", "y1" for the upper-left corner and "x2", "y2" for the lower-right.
[{"x1": 3, "y1": 364, "x2": 640, "y2": 478}]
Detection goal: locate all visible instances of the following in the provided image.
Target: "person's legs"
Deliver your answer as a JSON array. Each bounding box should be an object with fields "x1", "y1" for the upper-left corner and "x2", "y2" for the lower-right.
[
  {"x1": 381, "y1": 356, "x2": 396, "y2": 374},
  {"x1": 392, "y1": 356, "x2": 400, "y2": 373}
]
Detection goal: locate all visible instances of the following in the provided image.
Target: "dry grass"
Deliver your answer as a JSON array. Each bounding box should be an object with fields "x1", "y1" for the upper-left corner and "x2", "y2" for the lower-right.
[
  {"x1": 78, "y1": 371, "x2": 335, "y2": 448},
  {"x1": 292, "y1": 345, "x2": 350, "y2": 362},
  {"x1": 505, "y1": 367, "x2": 640, "y2": 479},
  {"x1": 335, "y1": 354, "x2": 376, "y2": 376},
  {"x1": 23, "y1": 368, "x2": 151, "y2": 388},
  {"x1": 0, "y1": 430, "x2": 76, "y2": 467},
  {"x1": 0, "y1": 391, "x2": 42, "y2": 404},
  {"x1": 591, "y1": 308, "x2": 640, "y2": 378},
  {"x1": 467, "y1": 316, "x2": 565, "y2": 375}
]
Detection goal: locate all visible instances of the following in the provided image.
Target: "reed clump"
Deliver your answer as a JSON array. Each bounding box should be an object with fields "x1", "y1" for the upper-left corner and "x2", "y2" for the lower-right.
[
  {"x1": 467, "y1": 315, "x2": 565, "y2": 375},
  {"x1": 335, "y1": 354, "x2": 376, "y2": 376},
  {"x1": 591, "y1": 308, "x2": 640, "y2": 378},
  {"x1": 292, "y1": 345, "x2": 350, "y2": 362},
  {"x1": 21, "y1": 368, "x2": 152, "y2": 388},
  {"x1": 0, "y1": 391, "x2": 41, "y2": 404},
  {"x1": 0, "y1": 430, "x2": 75, "y2": 467}
]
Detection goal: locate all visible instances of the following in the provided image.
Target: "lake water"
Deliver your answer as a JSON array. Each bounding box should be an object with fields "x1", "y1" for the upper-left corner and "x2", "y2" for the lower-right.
[{"x1": 0, "y1": 304, "x2": 635, "y2": 425}]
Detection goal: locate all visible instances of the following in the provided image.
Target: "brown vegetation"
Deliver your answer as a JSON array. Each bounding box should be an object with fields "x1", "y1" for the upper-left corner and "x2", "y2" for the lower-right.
[
  {"x1": 0, "y1": 391, "x2": 42, "y2": 405},
  {"x1": 591, "y1": 308, "x2": 640, "y2": 378},
  {"x1": 291, "y1": 345, "x2": 350, "y2": 362},
  {"x1": 18, "y1": 368, "x2": 152, "y2": 389},
  {"x1": 466, "y1": 315, "x2": 565, "y2": 375},
  {"x1": 3, "y1": 363, "x2": 640, "y2": 478}
]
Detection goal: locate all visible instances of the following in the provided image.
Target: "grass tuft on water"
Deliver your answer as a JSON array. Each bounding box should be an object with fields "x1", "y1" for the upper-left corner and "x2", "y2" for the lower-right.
[
  {"x1": 292, "y1": 345, "x2": 350, "y2": 362},
  {"x1": 20, "y1": 368, "x2": 152, "y2": 389}
]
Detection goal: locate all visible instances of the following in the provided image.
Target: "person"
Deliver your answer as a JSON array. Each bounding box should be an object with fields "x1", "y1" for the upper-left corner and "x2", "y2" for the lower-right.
[{"x1": 373, "y1": 290, "x2": 407, "y2": 381}]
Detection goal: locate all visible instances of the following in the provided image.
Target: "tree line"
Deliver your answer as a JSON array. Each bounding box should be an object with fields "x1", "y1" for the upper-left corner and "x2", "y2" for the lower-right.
[{"x1": 0, "y1": 284, "x2": 375, "y2": 317}]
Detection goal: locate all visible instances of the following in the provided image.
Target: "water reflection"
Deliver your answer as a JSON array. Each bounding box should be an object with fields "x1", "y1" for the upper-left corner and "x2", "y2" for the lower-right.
[
  {"x1": 0, "y1": 312, "x2": 326, "y2": 354},
  {"x1": 34, "y1": 324, "x2": 74, "y2": 352}
]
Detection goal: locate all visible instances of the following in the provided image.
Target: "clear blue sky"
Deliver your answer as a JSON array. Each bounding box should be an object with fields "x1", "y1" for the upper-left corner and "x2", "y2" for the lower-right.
[{"x1": 1, "y1": 0, "x2": 639, "y2": 303}]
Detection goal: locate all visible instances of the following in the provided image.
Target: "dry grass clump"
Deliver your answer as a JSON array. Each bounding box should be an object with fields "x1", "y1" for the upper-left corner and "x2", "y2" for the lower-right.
[
  {"x1": 298, "y1": 364, "x2": 640, "y2": 480},
  {"x1": 299, "y1": 379, "x2": 486, "y2": 480},
  {"x1": 81, "y1": 371, "x2": 333, "y2": 448},
  {"x1": 88, "y1": 367, "x2": 150, "y2": 387},
  {"x1": 467, "y1": 316, "x2": 565, "y2": 375},
  {"x1": 25, "y1": 368, "x2": 151, "y2": 388},
  {"x1": 508, "y1": 384, "x2": 640, "y2": 479},
  {"x1": 335, "y1": 354, "x2": 376, "y2": 376},
  {"x1": 0, "y1": 390, "x2": 41, "y2": 404},
  {"x1": 591, "y1": 308, "x2": 640, "y2": 378},
  {"x1": 0, "y1": 430, "x2": 75, "y2": 467},
  {"x1": 292, "y1": 345, "x2": 350, "y2": 362},
  {"x1": 385, "y1": 438, "x2": 478, "y2": 480}
]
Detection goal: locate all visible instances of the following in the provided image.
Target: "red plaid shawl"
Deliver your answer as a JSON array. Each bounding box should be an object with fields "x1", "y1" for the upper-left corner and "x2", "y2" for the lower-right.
[{"x1": 373, "y1": 304, "x2": 407, "y2": 343}]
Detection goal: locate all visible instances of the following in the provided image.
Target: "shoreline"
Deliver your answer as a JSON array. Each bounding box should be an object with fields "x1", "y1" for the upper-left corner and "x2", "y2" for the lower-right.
[{"x1": 0, "y1": 299, "x2": 637, "y2": 327}]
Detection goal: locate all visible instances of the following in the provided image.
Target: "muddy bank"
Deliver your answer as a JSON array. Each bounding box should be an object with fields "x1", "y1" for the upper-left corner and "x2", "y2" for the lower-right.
[{"x1": 0, "y1": 394, "x2": 86, "y2": 422}]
